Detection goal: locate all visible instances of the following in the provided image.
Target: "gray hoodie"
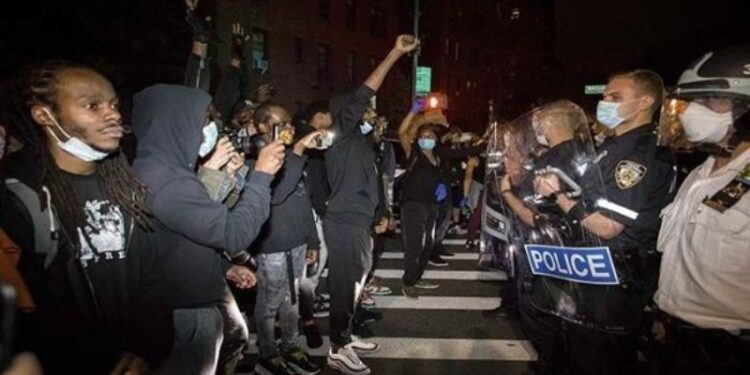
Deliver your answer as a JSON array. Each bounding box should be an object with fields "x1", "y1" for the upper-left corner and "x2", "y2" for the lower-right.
[{"x1": 132, "y1": 84, "x2": 273, "y2": 308}]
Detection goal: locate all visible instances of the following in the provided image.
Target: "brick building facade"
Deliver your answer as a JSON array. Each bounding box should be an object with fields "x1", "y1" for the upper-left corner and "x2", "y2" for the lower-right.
[{"x1": 215, "y1": 0, "x2": 413, "y2": 119}]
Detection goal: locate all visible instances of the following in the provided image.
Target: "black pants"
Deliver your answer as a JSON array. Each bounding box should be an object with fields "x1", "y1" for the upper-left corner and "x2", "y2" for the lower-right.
[
  {"x1": 400, "y1": 201, "x2": 439, "y2": 286},
  {"x1": 519, "y1": 301, "x2": 637, "y2": 375},
  {"x1": 323, "y1": 219, "x2": 373, "y2": 348},
  {"x1": 654, "y1": 311, "x2": 750, "y2": 375},
  {"x1": 366, "y1": 233, "x2": 387, "y2": 283}
]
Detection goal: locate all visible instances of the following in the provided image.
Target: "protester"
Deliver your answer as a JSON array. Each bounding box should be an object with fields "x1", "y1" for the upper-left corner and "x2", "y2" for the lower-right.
[
  {"x1": 248, "y1": 103, "x2": 325, "y2": 375},
  {"x1": 397, "y1": 103, "x2": 485, "y2": 298},
  {"x1": 305, "y1": 34, "x2": 419, "y2": 375},
  {"x1": 131, "y1": 84, "x2": 284, "y2": 375},
  {"x1": 653, "y1": 46, "x2": 750, "y2": 374},
  {"x1": 0, "y1": 61, "x2": 161, "y2": 374}
]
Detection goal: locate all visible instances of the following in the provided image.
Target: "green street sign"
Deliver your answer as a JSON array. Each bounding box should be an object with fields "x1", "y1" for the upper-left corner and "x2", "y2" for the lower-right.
[
  {"x1": 585, "y1": 84, "x2": 606, "y2": 95},
  {"x1": 415, "y1": 66, "x2": 432, "y2": 95}
]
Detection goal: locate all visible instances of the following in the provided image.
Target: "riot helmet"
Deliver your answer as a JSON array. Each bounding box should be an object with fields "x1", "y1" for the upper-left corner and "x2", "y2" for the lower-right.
[{"x1": 658, "y1": 45, "x2": 750, "y2": 152}]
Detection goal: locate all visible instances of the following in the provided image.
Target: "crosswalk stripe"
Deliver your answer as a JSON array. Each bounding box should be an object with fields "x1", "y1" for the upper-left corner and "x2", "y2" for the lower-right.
[
  {"x1": 381, "y1": 252, "x2": 478, "y2": 260},
  {"x1": 372, "y1": 296, "x2": 501, "y2": 310},
  {"x1": 374, "y1": 269, "x2": 506, "y2": 281},
  {"x1": 246, "y1": 335, "x2": 537, "y2": 361},
  {"x1": 442, "y1": 239, "x2": 467, "y2": 245}
]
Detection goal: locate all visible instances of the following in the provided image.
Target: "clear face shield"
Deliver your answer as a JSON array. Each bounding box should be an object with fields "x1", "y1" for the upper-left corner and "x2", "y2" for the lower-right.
[
  {"x1": 658, "y1": 94, "x2": 750, "y2": 152},
  {"x1": 484, "y1": 100, "x2": 634, "y2": 328}
]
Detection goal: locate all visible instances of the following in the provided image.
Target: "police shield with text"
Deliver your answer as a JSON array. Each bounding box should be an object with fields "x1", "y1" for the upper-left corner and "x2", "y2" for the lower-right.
[{"x1": 502, "y1": 75, "x2": 675, "y2": 374}]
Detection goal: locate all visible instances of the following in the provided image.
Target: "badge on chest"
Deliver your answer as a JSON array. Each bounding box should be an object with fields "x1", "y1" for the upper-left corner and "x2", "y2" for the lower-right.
[
  {"x1": 703, "y1": 163, "x2": 750, "y2": 213},
  {"x1": 615, "y1": 160, "x2": 647, "y2": 189}
]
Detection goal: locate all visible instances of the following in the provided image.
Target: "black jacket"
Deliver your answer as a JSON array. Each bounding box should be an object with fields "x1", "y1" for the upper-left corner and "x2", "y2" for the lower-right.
[
  {"x1": 132, "y1": 84, "x2": 273, "y2": 309},
  {"x1": 324, "y1": 85, "x2": 378, "y2": 228},
  {"x1": 252, "y1": 150, "x2": 320, "y2": 253}
]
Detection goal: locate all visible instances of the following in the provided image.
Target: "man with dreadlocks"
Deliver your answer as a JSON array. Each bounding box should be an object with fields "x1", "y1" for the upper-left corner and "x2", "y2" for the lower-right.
[{"x1": 0, "y1": 61, "x2": 163, "y2": 374}]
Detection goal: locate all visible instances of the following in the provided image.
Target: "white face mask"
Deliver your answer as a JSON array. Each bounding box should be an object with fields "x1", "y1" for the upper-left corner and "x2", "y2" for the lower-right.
[
  {"x1": 679, "y1": 102, "x2": 734, "y2": 144},
  {"x1": 199, "y1": 121, "x2": 219, "y2": 157},
  {"x1": 360, "y1": 121, "x2": 374, "y2": 135},
  {"x1": 42, "y1": 108, "x2": 110, "y2": 162}
]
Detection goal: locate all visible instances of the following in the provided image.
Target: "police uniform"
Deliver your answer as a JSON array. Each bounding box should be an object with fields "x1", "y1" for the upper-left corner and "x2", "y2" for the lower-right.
[
  {"x1": 522, "y1": 124, "x2": 676, "y2": 375},
  {"x1": 654, "y1": 148, "x2": 750, "y2": 373}
]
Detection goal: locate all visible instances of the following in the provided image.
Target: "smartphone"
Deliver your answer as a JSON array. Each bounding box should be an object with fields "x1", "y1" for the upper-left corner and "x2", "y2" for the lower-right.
[
  {"x1": 272, "y1": 124, "x2": 281, "y2": 142},
  {"x1": 0, "y1": 282, "x2": 16, "y2": 371}
]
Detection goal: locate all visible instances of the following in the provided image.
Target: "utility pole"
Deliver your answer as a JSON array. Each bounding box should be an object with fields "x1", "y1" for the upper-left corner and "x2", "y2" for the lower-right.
[{"x1": 411, "y1": 0, "x2": 420, "y2": 102}]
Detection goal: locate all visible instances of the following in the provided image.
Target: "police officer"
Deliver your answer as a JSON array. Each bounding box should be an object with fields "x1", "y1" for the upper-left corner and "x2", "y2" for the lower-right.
[
  {"x1": 531, "y1": 70, "x2": 676, "y2": 375},
  {"x1": 653, "y1": 46, "x2": 750, "y2": 374}
]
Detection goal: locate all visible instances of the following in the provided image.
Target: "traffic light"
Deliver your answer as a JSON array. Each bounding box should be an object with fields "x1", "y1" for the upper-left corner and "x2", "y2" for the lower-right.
[{"x1": 422, "y1": 92, "x2": 448, "y2": 111}]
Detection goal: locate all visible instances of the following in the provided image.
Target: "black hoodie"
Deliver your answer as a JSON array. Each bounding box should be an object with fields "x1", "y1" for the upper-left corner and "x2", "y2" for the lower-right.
[
  {"x1": 324, "y1": 85, "x2": 379, "y2": 228},
  {"x1": 132, "y1": 84, "x2": 273, "y2": 308}
]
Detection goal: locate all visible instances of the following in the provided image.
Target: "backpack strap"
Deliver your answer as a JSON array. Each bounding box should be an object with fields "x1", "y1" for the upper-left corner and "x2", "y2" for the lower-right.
[{"x1": 4, "y1": 179, "x2": 60, "y2": 268}]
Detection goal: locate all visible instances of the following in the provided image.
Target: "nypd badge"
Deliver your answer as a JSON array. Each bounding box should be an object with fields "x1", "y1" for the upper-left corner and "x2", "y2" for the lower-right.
[{"x1": 615, "y1": 160, "x2": 647, "y2": 189}]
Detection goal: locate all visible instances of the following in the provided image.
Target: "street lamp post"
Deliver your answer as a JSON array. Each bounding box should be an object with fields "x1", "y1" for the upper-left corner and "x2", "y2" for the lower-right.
[{"x1": 411, "y1": 0, "x2": 420, "y2": 102}]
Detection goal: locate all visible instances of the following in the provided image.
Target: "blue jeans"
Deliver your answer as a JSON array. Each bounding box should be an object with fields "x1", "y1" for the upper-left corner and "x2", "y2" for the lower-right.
[{"x1": 254, "y1": 245, "x2": 306, "y2": 358}]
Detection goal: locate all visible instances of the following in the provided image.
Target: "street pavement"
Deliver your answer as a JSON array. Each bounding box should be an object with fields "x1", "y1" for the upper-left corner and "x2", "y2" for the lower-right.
[{"x1": 240, "y1": 232, "x2": 537, "y2": 375}]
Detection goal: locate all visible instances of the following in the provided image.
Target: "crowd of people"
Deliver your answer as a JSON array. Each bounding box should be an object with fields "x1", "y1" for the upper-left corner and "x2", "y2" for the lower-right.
[{"x1": 0, "y1": 3, "x2": 748, "y2": 375}]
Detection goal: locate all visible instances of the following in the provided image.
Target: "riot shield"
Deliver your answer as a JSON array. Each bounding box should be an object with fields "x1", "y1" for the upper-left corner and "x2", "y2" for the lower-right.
[{"x1": 483, "y1": 100, "x2": 628, "y2": 331}]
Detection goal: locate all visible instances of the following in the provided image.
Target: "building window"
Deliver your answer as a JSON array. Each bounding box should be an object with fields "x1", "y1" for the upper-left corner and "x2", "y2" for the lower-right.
[
  {"x1": 444, "y1": 38, "x2": 450, "y2": 56},
  {"x1": 294, "y1": 37, "x2": 304, "y2": 64},
  {"x1": 318, "y1": 0, "x2": 330, "y2": 21},
  {"x1": 346, "y1": 51, "x2": 356, "y2": 83},
  {"x1": 369, "y1": 56, "x2": 377, "y2": 71},
  {"x1": 369, "y1": 6, "x2": 387, "y2": 38},
  {"x1": 251, "y1": 28, "x2": 268, "y2": 63},
  {"x1": 454, "y1": 42, "x2": 460, "y2": 62},
  {"x1": 346, "y1": 0, "x2": 356, "y2": 30},
  {"x1": 317, "y1": 43, "x2": 332, "y2": 81}
]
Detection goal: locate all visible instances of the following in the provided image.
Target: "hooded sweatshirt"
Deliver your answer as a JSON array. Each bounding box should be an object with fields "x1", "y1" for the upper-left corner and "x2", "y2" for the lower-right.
[
  {"x1": 252, "y1": 149, "x2": 320, "y2": 254},
  {"x1": 132, "y1": 84, "x2": 273, "y2": 308},
  {"x1": 324, "y1": 85, "x2": 379, "y2": 228}
]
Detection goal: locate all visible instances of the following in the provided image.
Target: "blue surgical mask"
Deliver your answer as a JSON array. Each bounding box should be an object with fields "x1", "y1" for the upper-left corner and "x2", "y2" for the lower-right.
[
  {"x1": 199, "y1": 121, "x2": 219, "y2": 157},
  {"x1": 596, "y1": 101, "x2": 626, "y2": 129},
  {"x1": 360, "y1": 121, "x2": 374, "y2": 135},
  {"x1": 418, "y1": 138, "x2": 436, "y2": 151},
  {"x1": 42, "y1": 108, "x2": 110, "y2": 162}
]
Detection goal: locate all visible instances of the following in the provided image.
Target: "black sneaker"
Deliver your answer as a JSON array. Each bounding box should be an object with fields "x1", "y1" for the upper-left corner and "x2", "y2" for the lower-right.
[
  {"x1": 255, "y1": 355, "x2": 292, "y2": 375},
  {"x1": 304, "y1": 323, "x2": 323, "y2": 349},
  {"x1": 428, "y1": 256, "x2": 449, "y2": 267},
  {"x1": 355, "y1": 309, "x2": 383, "y2": 325},
  {"x1": 313, "y1": 299, "x2": 330, "y2": 318},
  {"x1": 283, "y1": 349, "x2": 321, "y2": 375},
  {"x1": 352, "y1": 322, "x2": 375, "y2": 338},
  {"x1": 440, "y1": 248, "x2": 455, "y2": 257}
]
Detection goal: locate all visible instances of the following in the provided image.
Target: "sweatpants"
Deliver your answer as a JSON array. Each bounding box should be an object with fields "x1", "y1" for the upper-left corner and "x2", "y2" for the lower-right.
[
  {"x1": 323, "y1": 219, "x2": 373, "y2": 348},
  {"x1": 160, "y1": 307, "x2": 224, "y2": 375},
  {"x1": 400, "y1": 201, "x2": 439, "y2": 286},
  {"x1": 217, "y1": 287, "x2": 250, "y2": 375}
]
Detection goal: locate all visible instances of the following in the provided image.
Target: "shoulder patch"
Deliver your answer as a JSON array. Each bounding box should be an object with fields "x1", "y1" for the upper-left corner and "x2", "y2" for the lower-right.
[{"x1": 615, "y1": 160, "x2": 647, "y2": 189}]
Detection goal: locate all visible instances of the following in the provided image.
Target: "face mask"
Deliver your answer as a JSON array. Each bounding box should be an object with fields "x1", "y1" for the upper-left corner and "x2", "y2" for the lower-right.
[
  {"x1": 199, "y1": 121, "x2": 219, "y2": 157},
  {"x1": 596, "y1": 101, "x2": 627, "y2": 129},
  {"x1": 418, "y1": 138, "x2": 436, "y2": 151},
  {"x1": 679, "y1": 102, "x2": 734, "y2": 144},
  {"x1": 360, "y1": 121, "x2": 374, "y2": 135},
  {"x1": 42, "y1": 108, "x2": 110, "y2": 162}
]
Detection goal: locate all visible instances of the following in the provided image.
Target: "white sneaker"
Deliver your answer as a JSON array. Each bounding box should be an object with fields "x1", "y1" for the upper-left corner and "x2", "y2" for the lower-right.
[
  {"x1": 327, "y1": 347, "x2": 371, "y2": 375},
  {"x1": 347, "y1": 336, "x2": 380, "y2": 355}
]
